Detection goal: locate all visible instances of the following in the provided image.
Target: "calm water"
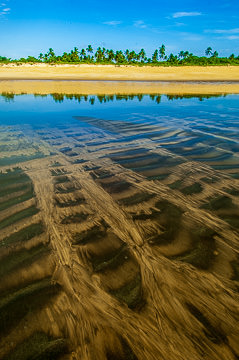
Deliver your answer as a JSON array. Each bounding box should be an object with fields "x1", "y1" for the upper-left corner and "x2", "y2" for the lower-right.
[
  {"x1": 0, "y1": 93, "x2": 239, "y2": 177},
  {"x1": 1, "y1": 92, "x2": 239, "y2": 360}
]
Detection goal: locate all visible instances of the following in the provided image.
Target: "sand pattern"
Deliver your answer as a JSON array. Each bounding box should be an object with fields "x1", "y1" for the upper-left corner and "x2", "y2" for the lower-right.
[{"x1": 0, "y1": 95, "x2": 239, "y2": 360}]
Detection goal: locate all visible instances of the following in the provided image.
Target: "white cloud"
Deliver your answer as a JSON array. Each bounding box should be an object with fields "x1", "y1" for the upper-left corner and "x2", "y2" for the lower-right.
[
  {"x1": 226, "y1": 35, "x2": 239, "y2": 40},
  {"x1": 205, "y1": 28, "x2": 239, "y2": 34},
  {"x1": 134, "y1": 20, "x2": 147, "y2": 29},
  {"x1": 103, "y1": 20, "x2": 122, "y2": 26},
  {"x1": 0, "y1": 1, "x2": 10, "y2": 16},
  {"x1": 172, "y1": 11, "x2": 202, "y2": 18},
  {"x1": 174, "y1": 22, "x2": 186, "y2": 27}
]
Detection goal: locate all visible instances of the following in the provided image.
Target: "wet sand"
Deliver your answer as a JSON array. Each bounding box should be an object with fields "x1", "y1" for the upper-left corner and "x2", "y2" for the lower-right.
[
  {"x1": 1, "y1": 79, "x2": 239, "y2": 95},
  {"x1": 1, "y1": 93, "x2": 239, "y2": 360},
  {"x1": 1, "y1": 111, "x2": 239, "y2": 360}
]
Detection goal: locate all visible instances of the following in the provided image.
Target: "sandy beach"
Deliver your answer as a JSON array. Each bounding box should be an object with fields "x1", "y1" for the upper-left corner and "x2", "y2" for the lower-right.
[
  {"x1": 0, "y1": 64, "x2": 239, "y2": 95},
  {"x1": 0, "y1": 64, "x2": 239, "y2": 81}
]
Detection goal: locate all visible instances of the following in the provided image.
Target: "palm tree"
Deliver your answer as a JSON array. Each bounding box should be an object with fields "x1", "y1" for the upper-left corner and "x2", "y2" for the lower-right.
[
  {"x1": 48, "y1": 48, "x2": 55, "y2": 58},
  {"x1": 102, "y1": 47, "x2": 106, "y2": 62},
  {"x1": 115, "y1": 50, "x2": 125, "y2": 64},
  {"x1": 125, "y1": 49, "x2": 129, "y2": 61},
  {"x1": 128, "y1": 50, "x2": 137, "y2": 63},
  {"x1": 178, "y1": 51, "x2": 185, "y2": 59},
  {"x1": 43, "y1": 48, "x2": 56, "y2": 62},
  {"x1": 80, "y1": 49, "x2": 86, "y2": 61},
  {"x1": 152, "y1": 49, "x2": 158, "y2": 63},
  {"x1": 86, "y1": 45, "x2": 93, "y2": 54},
  {"x1": 18, "y1": 44, "x2": 239, "y2": 66},
  {"x1": 159, "y1": 44, "x2": 166, "y2": 60},
  {"x1": 70, "y1": 47, "x2": 79, "y2": 62},
  {"x1": 85, "y1": 45, "x2": 93, "y2": 62},
  {"x1": 95, "y1": 47, "x2": 103, "y2": 62},
  {"x1": 205, "y1": 47, "x2": 213, "y2": 56},
  {"x1": 73, "y1": 47, "x2": 79, "y2": 55},
  {"x1": 139, "y1": 48, "x2": 146, "y2": 62},
  {"x1": 168, "y1": 53, "x2": 178, "y2": 63},
  {"x1": 106, "y1": 49, "x2": 115, "y2": 62}
]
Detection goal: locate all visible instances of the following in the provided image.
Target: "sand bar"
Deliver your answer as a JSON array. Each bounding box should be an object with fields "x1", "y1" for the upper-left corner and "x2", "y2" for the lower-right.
[
  {"x1": 0, "y1": 79, "x2": 239, "y2": 95},
  {"x1": 0, "y1": 65, "x2": 239, "y2": 94}
]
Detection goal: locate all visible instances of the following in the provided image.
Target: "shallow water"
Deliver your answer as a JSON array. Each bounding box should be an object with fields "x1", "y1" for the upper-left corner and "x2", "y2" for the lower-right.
[
  {"x1": 1, "y1": 93, "x2": 239, "y2": 175},
  {"x1": 0, "y1": 92, "x2": 239, "y2": 360}
]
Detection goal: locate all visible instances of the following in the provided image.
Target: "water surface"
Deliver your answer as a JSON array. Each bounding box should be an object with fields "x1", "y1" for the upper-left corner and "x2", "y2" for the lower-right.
[{"x1": 0, "y1": 92, "x2": 239, "y2": 360}]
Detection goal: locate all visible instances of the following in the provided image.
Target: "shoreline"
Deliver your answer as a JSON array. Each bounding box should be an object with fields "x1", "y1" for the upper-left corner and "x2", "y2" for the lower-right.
[
  {"x1": 1, "y1": 79, "x2": 239, "y2": 95},
  {"x1": 1, "y1": 65, "x2": 239, "y2": 95},
  {"x1": 1, "y1": 78, "x2": 239, "y2": 83}
]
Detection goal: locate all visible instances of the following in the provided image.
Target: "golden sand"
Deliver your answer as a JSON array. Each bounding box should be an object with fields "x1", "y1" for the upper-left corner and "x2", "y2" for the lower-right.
[
  {"x1": 1, "y1": 64, "x2": 239, "y2": 81},
  {"x1": 0, "y1": 79, "x2": 239, "y2": 96},
  {"x1": 0, "y1": 64, "x2": 239, "y2": 95}
]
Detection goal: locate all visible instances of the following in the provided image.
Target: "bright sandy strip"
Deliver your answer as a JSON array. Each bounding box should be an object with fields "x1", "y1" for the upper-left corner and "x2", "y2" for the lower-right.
[
  {"x1": 0, "y1": 79, "x2": 239, "y2": 95},
  {"x1": 0, "y1": 64, "x2": 239, "y2": 94},
  {"x1": 0, "y1": 63, "x2": 239, "y2": 81}
]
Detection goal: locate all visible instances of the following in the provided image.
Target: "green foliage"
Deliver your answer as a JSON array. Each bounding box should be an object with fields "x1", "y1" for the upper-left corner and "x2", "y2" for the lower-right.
[
  {"x1": 159, "y1": 44, "x2": 166, "y2": 59},
  {"x1": 0, "y1": 56, "x2": 10, "y2": 62},
  {"x1": 4, "y1": 44, "x2": 239, "y2": 65},
  {"x1": 152, "y1": 49, "x2": 158, "y2": 63},
  {"x1": 205, "y1": 47, "x2": 213, "y2": 56}
]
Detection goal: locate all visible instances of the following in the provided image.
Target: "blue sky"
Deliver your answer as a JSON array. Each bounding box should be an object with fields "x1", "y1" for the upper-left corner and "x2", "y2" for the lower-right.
[{"x1": 0, "y1": 0, "x2": 239, "y2": 58}]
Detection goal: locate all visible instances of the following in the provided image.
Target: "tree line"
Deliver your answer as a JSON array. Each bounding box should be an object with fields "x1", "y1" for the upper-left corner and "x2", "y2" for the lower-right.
[{"x1": 1, "y1": 45, "x2": 239, "y2": 65}]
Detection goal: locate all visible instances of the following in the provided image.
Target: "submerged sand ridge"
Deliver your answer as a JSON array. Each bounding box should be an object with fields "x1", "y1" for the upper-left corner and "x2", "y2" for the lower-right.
[{"x1": 0, "y1": 102, "x2": 239, "y2": 360}]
